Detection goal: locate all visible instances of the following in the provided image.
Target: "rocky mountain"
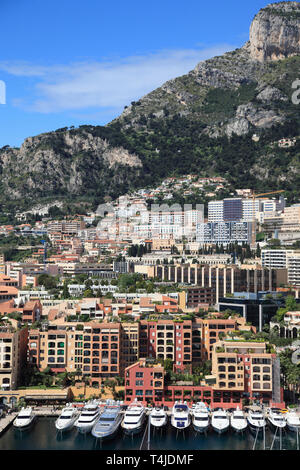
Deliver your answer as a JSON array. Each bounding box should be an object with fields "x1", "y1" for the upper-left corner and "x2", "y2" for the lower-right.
[
  {"x1": 0, "y1": 1, "x2": 299, "y2": 216},
  {"x1": 0, "y1": 128, "x2": 143, "y2": 209},
  {"x1": 115, "y1": 1, "x2": 300, "y2": 138},
  {"x1": 250, "y1": 2, "x2": 300, "y2": 62}
]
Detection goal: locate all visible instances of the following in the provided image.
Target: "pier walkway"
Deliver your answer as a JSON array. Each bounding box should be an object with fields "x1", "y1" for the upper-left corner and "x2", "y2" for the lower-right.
[
  {"x1": 0, "y1": 407, "x2": 61, "y2": 436},
  {"x1": 0, "y1": 412, "x2": 17, "y2": 436}
]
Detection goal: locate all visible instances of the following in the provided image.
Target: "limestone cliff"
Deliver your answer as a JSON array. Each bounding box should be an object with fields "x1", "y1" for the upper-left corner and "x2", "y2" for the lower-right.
[{"x1": 249, "y1": 2, "x2": 300, "y2": 62}]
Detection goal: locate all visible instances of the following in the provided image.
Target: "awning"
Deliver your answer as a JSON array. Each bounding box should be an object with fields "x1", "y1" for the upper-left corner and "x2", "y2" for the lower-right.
[{"x1": 24, "y1": 395, "x2": 68, "y2": 400}]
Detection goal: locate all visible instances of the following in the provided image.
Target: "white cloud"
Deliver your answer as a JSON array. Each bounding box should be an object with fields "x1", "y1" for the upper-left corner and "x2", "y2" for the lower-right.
[{"x1": 0, "y1": 44, "x2": 236, "y2": 114}]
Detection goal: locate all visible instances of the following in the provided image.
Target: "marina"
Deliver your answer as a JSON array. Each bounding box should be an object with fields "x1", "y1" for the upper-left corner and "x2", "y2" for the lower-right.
[{"x1": 0, "y1": 402, "x2": 299, "y2": 450}]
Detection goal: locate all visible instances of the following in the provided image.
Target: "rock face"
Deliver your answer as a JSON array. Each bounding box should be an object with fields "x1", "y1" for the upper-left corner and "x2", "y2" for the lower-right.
[
  {"x1": 0, "y1": 129, "x2": 142, "y2": 200},
  {"x1": 226, "y1": 102, "x2": 285, "y2": 137},
  {"x1": 249, "y1": 2, "x2": 300, "y2": 62}
]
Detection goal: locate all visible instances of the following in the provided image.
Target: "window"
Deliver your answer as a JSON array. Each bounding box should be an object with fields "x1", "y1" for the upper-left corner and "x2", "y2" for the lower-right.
[{"x1": 135, "y1": 371, "x2": 144, "y2": 378}]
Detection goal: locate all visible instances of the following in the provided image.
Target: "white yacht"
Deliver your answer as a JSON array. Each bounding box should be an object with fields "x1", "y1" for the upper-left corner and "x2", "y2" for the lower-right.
[
  {"x1": 74, "y1": 400, "x2": 101, "y2": 434},
  {"x1": 55, "y1": 404, "x2": 79, "y2": 432},
  {"x1": 247, "y1": 407, "x2": 266, "y2": 434},
  {"x1": 267, "y1": 408, "x2": 287, "y2": 431},
  {"x1": 121, "y1": 400, "x2": 146, "y2": 435},
  {"x1": 13, "y1": 407, "x2": 36, "y2": 429},
  {"x1": 230, "y1": 407, "x2": 247, "y2": 433},
  {"x1": 171, "y1": 401, "x2": 191, "y2": 431},
  {"x1": 149, "y1": 406, "x2": 168, "y2": 428},
  {"x1": 286, "y1": 411, "x2": 300, "y2": 432},
  {"x1": 91, "y1": 400, "x2": 123, "y2": 440},
  {"x1": 211, "y1": 408, "x2": 229, "y2": 434},
  {"x1": 191, "y1": 402, "x2": 210, "y2": 433}
]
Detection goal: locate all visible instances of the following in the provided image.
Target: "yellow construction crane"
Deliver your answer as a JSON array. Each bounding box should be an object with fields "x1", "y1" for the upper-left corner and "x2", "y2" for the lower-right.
[{"x1": 251, "y1": 190, "x2": 285, "y2": 246}]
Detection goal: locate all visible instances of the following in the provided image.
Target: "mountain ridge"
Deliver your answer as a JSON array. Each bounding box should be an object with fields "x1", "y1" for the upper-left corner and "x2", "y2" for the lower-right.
[{"x1": 0, "y1": 1, "x2": 299, "y2": 216}]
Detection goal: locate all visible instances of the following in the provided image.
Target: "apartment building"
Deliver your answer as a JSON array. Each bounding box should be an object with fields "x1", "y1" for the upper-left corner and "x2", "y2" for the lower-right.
[
  {"x1": 207, "y1": 197, "x2": 284, "y2": 224},
  {"x1": 124, "y1": 341, "x2": 283, "y2": 408},
  {"x1": 22, "y1": 300, "x2": 42, "y2": 324},
  {"x1": 261, "y1": 249, "x2": 288, "y2": 269},
  {"x1": 208, "y1": 200, "x2": 224, "y2": 222},
  {"x1": 184, "y1": 287, "x2": 215, "y2": 308},
  {"x1": 144, "y1": 264, "x2": 287, "y2": 303},
  {"x1": 0, "y1": 286, "x2": 18, "y2": 303},
  {"x1": 0, "y1": 274, "x2": 18, "y2": 288},
  {"x1": 121, "y1": 322, "x2": 140, "y2": 372},
  {"x1": 287, "y1": 254, "x2": 300, "y2": 286},
  {"x1": 28, "y1": 323, "x2": 121, "y2": 387},
  {"x1": 47, "y1": 220, "x2": 85, "y2": 234},
  {"x1": 133, "y1": 209, "x2": 203, "y2": 239},
  {"x1": 125, "y1": 359, "x2": 165, "y2": 404},
  {"x1": 262, "y1": 249, "x2": 300, "y2": 286},
  {"x1": 28, "y1": 329, "x2": 68, "y2": 371},
  {"x1": 211, "y1": 339, "x2": 281, "y2": 405},
  {"x1": 0, "y1": 326, "x2": 28, "y2": 390},
  {"x1": 196, "y1": 221, "x2": 252, "y2": 245},
  {"x1": 70, "y1": 323, "x2": 121, "y2": 386},
  {"x1": 201, "y1": 317, "x2": 254, "y2": 361},
  {"x1": 139, "y1": 319, "x2": 192, "y2": 373}
]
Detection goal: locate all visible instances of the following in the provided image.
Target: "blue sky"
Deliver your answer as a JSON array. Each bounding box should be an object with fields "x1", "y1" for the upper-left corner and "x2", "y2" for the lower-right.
[{"x1": 0, "y1": 0, "x2": 275, "y2": 147}]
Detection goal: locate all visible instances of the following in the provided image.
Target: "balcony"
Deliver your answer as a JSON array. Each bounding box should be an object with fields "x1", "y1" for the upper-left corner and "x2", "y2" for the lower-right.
[{"x1": 154, "y1": 373, "x2": 163, "y2": 379}]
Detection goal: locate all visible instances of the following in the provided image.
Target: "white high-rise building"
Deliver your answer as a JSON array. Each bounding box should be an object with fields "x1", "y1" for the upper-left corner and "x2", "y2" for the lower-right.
[
  {"x1": 261, "y1": 249, "x2": 300, "y2": 286},
  {"x1": 261, "y1": 250, "x2": 287, "y2": 269},
  {"x1": 208, "y1": 200, "x2": 224, "y2": 222},
  {"x1": 241, "y1": 199, "x2": 262, "y2": 222}
]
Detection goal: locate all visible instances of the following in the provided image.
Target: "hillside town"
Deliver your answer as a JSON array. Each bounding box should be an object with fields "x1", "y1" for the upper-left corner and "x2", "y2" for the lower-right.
[{"x1": 0, "y1": 174, "x2": 299, "y2": 423}]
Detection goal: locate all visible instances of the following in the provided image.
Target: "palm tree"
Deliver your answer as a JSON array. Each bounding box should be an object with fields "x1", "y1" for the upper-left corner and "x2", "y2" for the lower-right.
[
  {"x1": 82, "y1": 375, "x2": 91, "y2": 399},
  {"x1": 287, "y1": 368, "x2": 300, "y2": 403}
]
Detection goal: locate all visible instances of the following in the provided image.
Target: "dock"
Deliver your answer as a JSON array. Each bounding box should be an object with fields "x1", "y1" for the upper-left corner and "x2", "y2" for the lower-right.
[
  {"x1": 0, "y1": 407, "x2": 61, "y2": 436},
  {"x1": 0, "y1": 412, "x2": 17, "y2": 436}
]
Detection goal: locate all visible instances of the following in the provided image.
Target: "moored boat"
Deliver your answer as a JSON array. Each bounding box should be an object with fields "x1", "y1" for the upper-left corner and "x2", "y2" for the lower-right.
[
  {"x1": 267, "y1": 408, "x2": 286, "y2": 432},
  {"x1": 149, "y1": 406, "x2": 168, "y2": 428},
  {"x1": 74, "y1": 400, "x2": 101, "y2": 434},
  {"x1": 247, "y1": 407, "x2": 266, "y2": 435},
  {"x1": 55, "y1": 404, "x2": 79, "y2": 432},
  {"x1": 191, "y1": 402, "x2": 210, "y2": 433},
  {"x1": 121, "y1": 400, "x2": 146, "y2": 435},
  {"x1": 211, "y1": 408, "x2": 229, "y2": 434},
  {"x1": 13, "y1": 407, "x2": 36, "y2": 429},
  {"x1": 230, "y1": 407, "x2": 247, "y2": 433},
  {"x1": 286, "y1": 411, "x2": 300, "y2": 433},
  {"x1": 171, "y1": 401, "x2": 191, "y2": 431},
  {"x1": 91, "y1": 400, "x2": 123, "y2": 440}
]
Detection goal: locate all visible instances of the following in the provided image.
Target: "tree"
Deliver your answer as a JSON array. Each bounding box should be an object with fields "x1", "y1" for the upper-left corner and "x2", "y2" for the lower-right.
[
  {"x1": 83, "y1": 288, "x2": 93, "y2": 298},
  {"x1": 162, "y1": 358, "x2": 173, "y2": 372},
  {"x1": 256, "y1": 243, "x2": 261, "y2": 257},
  {"x1": 37, "y1": 273, "x2": 58, "y2": 290},
  {"x1": 62, "y1": 280, "x2": 70, "y2": 299},
  {"x1": 285, "y1": 295, "x2": 298, "y2": 312}
]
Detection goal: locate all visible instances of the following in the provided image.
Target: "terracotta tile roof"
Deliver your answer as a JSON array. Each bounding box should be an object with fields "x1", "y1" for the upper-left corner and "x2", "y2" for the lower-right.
[{"x1": 0, "y1": 286, "x2": 18, "y2": 295}]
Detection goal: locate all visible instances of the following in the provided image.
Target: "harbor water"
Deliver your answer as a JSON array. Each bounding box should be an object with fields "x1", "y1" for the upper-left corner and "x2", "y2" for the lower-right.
[{"x1": 0, "y1": 417, "x2": 299, "y2": 451}]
